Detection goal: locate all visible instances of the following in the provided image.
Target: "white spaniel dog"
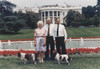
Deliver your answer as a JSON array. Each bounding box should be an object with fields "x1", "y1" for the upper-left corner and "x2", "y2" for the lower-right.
[
  {"x1": 53, "y1": 52, "x2": 72, "y2": 65},
  {"x1": 17, "y1": 52, "x2": 37, "y2": 64}
]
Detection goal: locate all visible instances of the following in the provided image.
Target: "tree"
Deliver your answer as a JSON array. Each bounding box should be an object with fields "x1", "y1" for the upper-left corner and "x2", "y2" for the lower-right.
[
  {"x1": 64, "y1": 10, "x2": 85, "y2": 27},
  {"x1": 16, "y1": 11, "x2": 40, "y2": 29},
  {"x1": 96, "y1": 0, "x2": 100, "y2": 17},
  {"x1": 0, "y1": 0, "x2": 16, "y2": 16},
  {"x1": 97, "y1": 0, "x2": 100, "y2": 6},
  {"x1": 82, "y1": 6, "x2": 96, "y2": 18},
  {"x1": 25, "y1": 11, "x2": 39, "y2": 28},
  {"x1": 0, "y1": 16, "x2": 24, "y2": 33},
  {"x1": 0, "y1": 13, "x2": 3, "y2": 22},
  {"x1": 12, "y1": 19, "x2": 25, "y2": 32},
  {"x1": 93, "y1": 14, "x2": 100, "y2": 27},
  {"x1": 17, "y1": 11, "x2": 26, "y2": 19},
  {"x1": 82, "y1": 15, "x2": 100, "y2": 27}
]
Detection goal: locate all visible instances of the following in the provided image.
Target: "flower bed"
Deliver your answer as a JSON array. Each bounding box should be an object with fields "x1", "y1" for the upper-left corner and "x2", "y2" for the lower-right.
[
  {"x1": 0, "y1": 47, "x2": 100, "y2": 56},
  {"x1": 0, "y1": 49, "x2": 37, "y2": 56},
  {"x1": 67, "y1": 48, "x2": 100, "y2": 54}
]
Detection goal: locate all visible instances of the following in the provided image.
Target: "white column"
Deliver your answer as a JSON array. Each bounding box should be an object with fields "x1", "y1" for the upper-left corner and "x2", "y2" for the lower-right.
[
  {"x1": 56, "y1": 11, "x2": 58, "y2": 18},
  {"x1": 60, "y1": 11, "x2": 63, "y2": 23},
  {"x1": 44, "y1": 11, "x2": 46, "y2": 24},
  {"x1": 48, "y1": 11, "x2": 50, "y2": 18},
  {"x1": 52, "y1": 11, "x2": 55, "y2": 24}
]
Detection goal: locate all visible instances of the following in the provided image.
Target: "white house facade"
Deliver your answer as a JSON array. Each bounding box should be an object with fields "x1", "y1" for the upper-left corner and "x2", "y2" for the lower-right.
[
  {"x1": 16, "y1": 4, "x2": 82, "y2": 24},
  {"x1": 39, "y1": 5, "x2": 82, "y2": 24}
]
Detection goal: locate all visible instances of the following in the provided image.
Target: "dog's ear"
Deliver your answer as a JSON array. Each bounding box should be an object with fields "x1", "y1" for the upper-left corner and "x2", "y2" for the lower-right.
[
  {"x1": 17, "y1": 52, "x2": 21, "y2": 57},
  {"x1": 29, "y1": 54, "x2": 32, "y2": 57},
  {"x1": 25, "y1": 54, "x2": 30, "y2": 61},
  {"x1": 59, "y1": 56, "x2": 62, "y2": 60},
  {"x1": 68, "y1": 56, "x2": 71, "y2": 62}
]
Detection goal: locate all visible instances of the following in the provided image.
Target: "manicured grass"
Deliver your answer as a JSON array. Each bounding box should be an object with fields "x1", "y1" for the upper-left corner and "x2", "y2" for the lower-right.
[
  {"x1": 0, "y1": 29, "x2": 34, "y2": 40},
  {"x1": 0, "y1": 55, "x2": 100, "y2": 69},
  {"x1": 67, "y1": 27, "x2": 100, "y2": 37},
  {"x1": 0, "y1": 27, "x2": 100, "y2": 40}
]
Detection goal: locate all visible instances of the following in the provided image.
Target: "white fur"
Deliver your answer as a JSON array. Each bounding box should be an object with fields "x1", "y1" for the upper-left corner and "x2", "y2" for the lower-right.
[
  {"x1": 55, "y1": 53, "x2": 69, "y2": 64},
  {"x1": 20, "y1": 53, "x2": 26, "y2": 60},
  {"x1": 31, "y1": 54, "x2": 36, "y2": 64},
  {"x1": 20, "y1": 53, "x2": 36, "y2": 64}
]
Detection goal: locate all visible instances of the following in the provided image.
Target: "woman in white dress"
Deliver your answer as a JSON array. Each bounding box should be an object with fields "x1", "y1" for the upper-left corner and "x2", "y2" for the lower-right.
[{"x1": 34, "y1": 21, "x2": 46, "y2": 63}]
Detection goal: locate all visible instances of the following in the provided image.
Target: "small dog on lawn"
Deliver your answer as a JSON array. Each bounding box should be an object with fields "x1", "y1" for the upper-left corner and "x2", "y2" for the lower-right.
[
  {"x1": 53, "y1": 52, "x2": 72, "y2": 65},
  {"x1": 17, "y1": 52, "x2": 38, "y2": 64}
]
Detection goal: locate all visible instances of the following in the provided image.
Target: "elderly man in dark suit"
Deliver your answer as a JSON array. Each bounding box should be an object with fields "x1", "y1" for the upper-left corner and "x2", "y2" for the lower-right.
[
  {"x1": 44, "y1": 18, "x2": 55, "y2": 60},
  {"x1": 54, "y1": 18, "x2": 67, "y2": 54}
]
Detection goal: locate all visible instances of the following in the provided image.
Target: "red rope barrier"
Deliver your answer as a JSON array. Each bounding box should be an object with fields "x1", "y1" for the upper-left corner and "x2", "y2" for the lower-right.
[{"x1": 1, "y1": 37, "x2": 100, "y2": 42}]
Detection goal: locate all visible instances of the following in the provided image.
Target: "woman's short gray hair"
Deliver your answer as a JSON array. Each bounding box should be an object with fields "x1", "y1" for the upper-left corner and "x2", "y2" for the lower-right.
[{"x1": 37, "y1": 21, "x2": 43, "y2": 26}]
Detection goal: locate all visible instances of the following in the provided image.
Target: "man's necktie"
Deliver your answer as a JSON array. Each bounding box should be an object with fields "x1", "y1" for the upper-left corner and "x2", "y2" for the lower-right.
[
  {"x1": 48, "y1": 24, "x2": 50, "y2": 36},
  {"x1": 57, "y1": 24, "x2": 59, "y2": 36}
]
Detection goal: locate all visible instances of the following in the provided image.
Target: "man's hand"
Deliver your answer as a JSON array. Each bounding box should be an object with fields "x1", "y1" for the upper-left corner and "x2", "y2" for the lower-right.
[
  {"x1": 54, "y1": 41, "x2": 56, "y2": 44},
  {"x1": 64, "y1": 40, "x2": 67, "y2": 43}
]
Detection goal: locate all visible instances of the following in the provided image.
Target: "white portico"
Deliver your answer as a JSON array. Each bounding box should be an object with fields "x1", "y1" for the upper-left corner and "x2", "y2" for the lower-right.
[{"x1": 39, "y1": 5, "x2": 82, "y2": 24}]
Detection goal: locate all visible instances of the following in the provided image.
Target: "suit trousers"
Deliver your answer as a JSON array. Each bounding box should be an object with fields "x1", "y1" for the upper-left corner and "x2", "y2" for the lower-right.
[
  {"x1": 55, "y1": 37, "x2": 67, "y2": 54},
  {"x1": 45, "y1": 36, "x2": 54, "y2": 59}
]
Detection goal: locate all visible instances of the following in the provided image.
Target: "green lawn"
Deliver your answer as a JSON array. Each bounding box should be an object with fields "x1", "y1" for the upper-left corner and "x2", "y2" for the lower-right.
[
  {"x1": 0, "y1": 27, "x2": 100, "y2": 40},
  {"x1": 0, "y1": 29, "x2": 34, "y2": 40},
  {"x1": 67, "y1": 27, "x2": 100, "y2": 37},
  {"x1": 0, "y1": 54, "x2": 100, "y2": 69}
]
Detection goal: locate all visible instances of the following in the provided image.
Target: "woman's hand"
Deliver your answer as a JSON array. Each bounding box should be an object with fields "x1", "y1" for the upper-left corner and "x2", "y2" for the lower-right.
[
  {"x1": 43, "y1": 43, "x2": 46, "y2": 46},
  {"x1": 43, "y1": 36, "x2": 46, "y2": 46},
  {"x1": 34, "y1": 37, "x2": 36, "y2": 47}
]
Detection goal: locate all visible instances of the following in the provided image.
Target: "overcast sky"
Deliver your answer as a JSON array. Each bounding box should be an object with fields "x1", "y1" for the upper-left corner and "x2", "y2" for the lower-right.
[{"x1": 7, "y1": 0, "x2": 97, "y2": 8}]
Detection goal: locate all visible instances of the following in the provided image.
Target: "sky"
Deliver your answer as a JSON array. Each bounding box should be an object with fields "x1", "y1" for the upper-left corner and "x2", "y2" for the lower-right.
[{"x1": 7, "y1": 0, "x2": 97, "y2": 8}]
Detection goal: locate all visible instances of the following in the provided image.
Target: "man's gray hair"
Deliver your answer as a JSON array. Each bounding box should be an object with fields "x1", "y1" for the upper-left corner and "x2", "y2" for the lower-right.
[{"x1": 46, "y1": 18, "x2": 51, "y2": 21}]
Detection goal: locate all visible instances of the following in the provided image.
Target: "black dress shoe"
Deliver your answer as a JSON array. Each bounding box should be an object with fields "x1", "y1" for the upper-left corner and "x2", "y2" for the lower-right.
[
  {"x1": 50, "y1": 58, "x2": 55, "y2": 61},
  {"x1": 44, "y1": 58, "x2": 49, "y2": 60}
]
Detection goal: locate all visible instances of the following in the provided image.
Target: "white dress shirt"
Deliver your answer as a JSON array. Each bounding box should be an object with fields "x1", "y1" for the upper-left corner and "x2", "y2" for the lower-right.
[
  {"x1": 54, "y1": 24, "x2": 67, "y2": 40},
  {"x1": 44, "y1": 24, "x2": 55, "y2": 37}
]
